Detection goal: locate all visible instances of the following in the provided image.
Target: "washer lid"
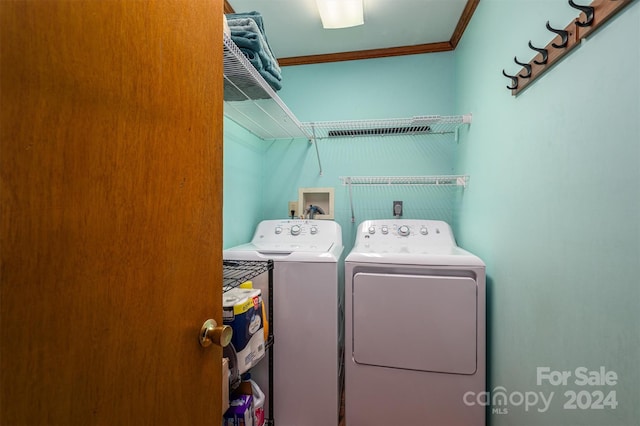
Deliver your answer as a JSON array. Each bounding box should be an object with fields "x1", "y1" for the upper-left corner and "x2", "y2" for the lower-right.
[
  {"x1": 224, "y1": 242, "x2": 343, "y2": 262},
  {"x1": 244, "y1": 241, "x2": 335, "y2": 253},
  {"x1": 224, "y1": 219, "x2": 344, "y2": 261}
]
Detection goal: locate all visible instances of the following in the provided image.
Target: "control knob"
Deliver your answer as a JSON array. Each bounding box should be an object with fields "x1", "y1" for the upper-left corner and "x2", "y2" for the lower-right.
[
  {"x1": 398, "y1": 225, "x2": 410, "y2": 236},
  {"x1": 310, "y1": 226, "x2": 318, "y2": 235},
  {"x1": 291, "y1": 225, "x2": 301, "y2": 235},
  {"x1": 368, "y1": 226, "x2": 376, "y2": 235}
]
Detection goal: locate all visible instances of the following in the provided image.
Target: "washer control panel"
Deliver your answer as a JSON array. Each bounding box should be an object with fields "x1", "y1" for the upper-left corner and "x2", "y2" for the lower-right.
[
  {"x1": 252, "y1": 219, "x2": 341, "y2": 246},
  {"x1": 355, "y1": 219, "x2": 456, "y2": 249},
  {"x1": 273, "y1": 222, "x2": 318, "y2": 236}
]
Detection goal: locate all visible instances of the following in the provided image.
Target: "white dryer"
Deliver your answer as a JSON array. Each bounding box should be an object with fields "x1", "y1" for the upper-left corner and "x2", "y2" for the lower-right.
[
  {"x1": 345, "y1": 219, "x2": 485, "y2": 426},
  {"x1": 224, "y1": 219, "x2": 344, "y2": 426}
]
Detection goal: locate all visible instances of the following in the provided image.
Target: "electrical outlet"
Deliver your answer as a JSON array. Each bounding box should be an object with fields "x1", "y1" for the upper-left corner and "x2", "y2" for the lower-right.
[
  {"x1": 393, "y1": 201, "x2": 403, "y2": 217},
  {"x1": 288, "y1": 201, "x2": 298, "y2": 218}
]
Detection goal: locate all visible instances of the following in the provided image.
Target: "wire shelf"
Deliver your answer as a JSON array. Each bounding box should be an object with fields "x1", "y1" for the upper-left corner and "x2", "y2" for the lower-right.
[
  {"x1": 303, "y1": 114, "x2": 472, "y2": 139},
  {"x1": 222, "y1": 259, "x2": 274, "y2": 292},
  {"x1": 223, "y1": 34, "x2": 311, "y2": 140},
  {"x1": 340, "y1": 175, "x2": 469, "y2": 187},
  {"x1": 339, "y1": 175, "x2": 469, "y2": 223}
]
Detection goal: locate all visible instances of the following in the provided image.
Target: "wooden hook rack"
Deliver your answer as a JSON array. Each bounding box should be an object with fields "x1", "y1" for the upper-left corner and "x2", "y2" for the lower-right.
[{"x1": 503, "y1": 0, "x2": 636, "y2": 96}]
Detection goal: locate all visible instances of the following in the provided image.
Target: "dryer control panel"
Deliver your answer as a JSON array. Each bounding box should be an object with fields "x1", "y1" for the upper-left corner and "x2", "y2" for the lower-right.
[
  {"x1": 355, "y1": 219, "x2": 457, "y2": 251},
  {"x1": 348, "y1": 219, "x2": 483, "y2": 265}
]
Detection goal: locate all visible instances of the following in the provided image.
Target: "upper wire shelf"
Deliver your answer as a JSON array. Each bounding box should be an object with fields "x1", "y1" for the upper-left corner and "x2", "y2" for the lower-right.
[
  {"x1": 340, "y1": 175, "x2": 469, "y2": 187},
  {"x1": 223, "y1": 34, "x2": 311, "y2": 141},
  {"x1": 302, "y1": 114, "x2": 472, "y2": 140}
]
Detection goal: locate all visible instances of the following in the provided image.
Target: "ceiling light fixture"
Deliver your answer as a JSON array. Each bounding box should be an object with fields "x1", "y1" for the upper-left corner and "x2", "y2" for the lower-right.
[{"x1": 316, "y1": 0, "x2": 364, "y2": 29}]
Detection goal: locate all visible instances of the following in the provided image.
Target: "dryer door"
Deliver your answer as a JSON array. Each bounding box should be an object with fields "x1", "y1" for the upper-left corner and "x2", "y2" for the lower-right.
[{"x1": 352, "y1": 272, "x2": 477, "y2": 374}]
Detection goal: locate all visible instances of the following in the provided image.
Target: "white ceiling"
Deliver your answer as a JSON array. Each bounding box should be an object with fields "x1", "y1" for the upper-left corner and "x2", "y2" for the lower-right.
[{"x1": 228, "y1": 0, "x2": 470, "y2": 59}]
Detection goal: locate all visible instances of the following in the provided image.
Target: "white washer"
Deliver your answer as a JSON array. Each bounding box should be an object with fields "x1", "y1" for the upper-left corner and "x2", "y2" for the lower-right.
[
  {"x1": 345, "y1": 219, "x2": 485, "y2": 426},
  {"x1": 224, "y1": 219, "x2": 344, "y2": 426}
]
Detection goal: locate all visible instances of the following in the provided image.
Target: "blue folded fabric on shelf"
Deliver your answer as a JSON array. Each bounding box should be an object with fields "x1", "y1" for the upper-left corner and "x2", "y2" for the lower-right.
[
  {"x1": 227, "y1": 18, "x2": 281, "y2": 78},
  {"x1": 236, "y1": 46, "x2": 282, "y2": 91},
  {"x1": 225, "y1": 11, "x2": 282, "y2": 92},
  {"x1": 228, "y1": 29, "x2": 261, "y2": 53},
  {"x1": 225, "y1": 11, "x2": 267, "y2": 40},
  {"x1": 225, "y1": 15, "x2": 280, "y2": 73}
]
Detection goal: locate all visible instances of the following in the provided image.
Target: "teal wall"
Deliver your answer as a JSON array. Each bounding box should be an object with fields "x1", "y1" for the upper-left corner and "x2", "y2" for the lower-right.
[
  {"x1": 223, "y1": 1, "x2": 640, "y2": 424},
  {"x1": 277, "y1": 52, "x2": 455, "y2": 121},
  {"x1": 225, "y1": 52, "x2": 460, "y2": 252},
  {"x1": 223, "y1": 118, "x2": 267, "y2": 248},
  {"x1": 454, "y1": 1, "x2": 640, "y2": 425},
  {"x1": 264, "y1": 52, "x2": 460, "y2": 253}
]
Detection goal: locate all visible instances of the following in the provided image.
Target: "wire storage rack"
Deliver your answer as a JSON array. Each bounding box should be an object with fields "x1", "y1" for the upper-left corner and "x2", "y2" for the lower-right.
[
  {"x1": 222, "y1": 259, "x2": 275, "y2": 425},
  {"x1": 223, "y1": 259, "x2": 273, "y2": 292},
  {"x1": 222, "y1": 260, "x2": 274, "y2": 351}
]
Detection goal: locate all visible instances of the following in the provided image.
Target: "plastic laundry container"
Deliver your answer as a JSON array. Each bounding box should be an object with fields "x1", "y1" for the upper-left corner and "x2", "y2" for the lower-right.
[{"x1": 249, "y1": 379, "x2": 265, "y2": 426}]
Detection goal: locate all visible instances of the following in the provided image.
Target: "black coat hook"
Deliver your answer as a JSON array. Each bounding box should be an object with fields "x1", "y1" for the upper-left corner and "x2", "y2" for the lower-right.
[
  {"x1": 568, "y1": 0, "x2": 594, "y2": 27},
  {"x1": 546, "y1": 21, "x2": 569, "y2": 48},
  {"x1": 528, "y1": 41, "x2": 548, "y2": 65},
  {"x1": 514, "y1": 57, "x2": 532, "y2": 78},
  {"x1": 502, "y1": 70, "x2": 519, "y2": 90}
]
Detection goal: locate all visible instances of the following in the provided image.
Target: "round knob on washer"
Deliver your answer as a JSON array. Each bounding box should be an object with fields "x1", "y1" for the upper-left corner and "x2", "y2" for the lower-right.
[
  {"x1": 381, "y1": 226, "x2": 389, "y2": 234},
  {"x1": 368, "y1": 226, "x2": 376, "y2": 234},
  {"x1": 398, "y1": 225, "x2": 410, "y2": 236},
  {"x1": 275, "y1": 226, "x2": 282, "y2": 234},
  {"x1": 310, "y1": 226, "x2": 318, "y2": 234},
  {"x1": 291, "y1": 225, "x2": 301, "y2": 235},
  {"x1": 420, "y1": 227, "x2": 428, "y2": 235}
]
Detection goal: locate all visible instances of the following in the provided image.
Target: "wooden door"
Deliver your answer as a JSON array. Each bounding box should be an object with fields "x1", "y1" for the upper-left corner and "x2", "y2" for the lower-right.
[{"x1": 1, "y1": 1, "x2": 224, "y2": 424}]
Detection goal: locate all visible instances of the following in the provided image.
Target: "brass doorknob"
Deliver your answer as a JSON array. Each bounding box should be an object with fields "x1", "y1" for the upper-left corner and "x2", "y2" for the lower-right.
[{"x1": 199, "y1": 319, "x2": 232, "y2": 348}]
